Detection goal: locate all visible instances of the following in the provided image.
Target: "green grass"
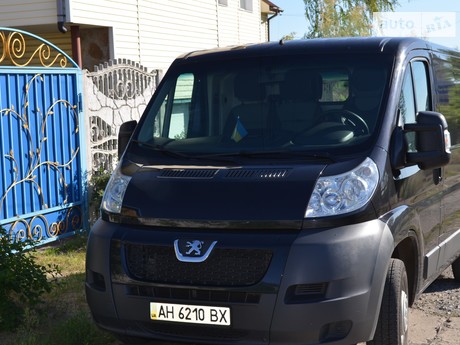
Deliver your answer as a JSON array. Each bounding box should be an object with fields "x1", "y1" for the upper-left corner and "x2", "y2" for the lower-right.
[{"x1": 0, "y1": 234, "x2": 117, "y2": 345}]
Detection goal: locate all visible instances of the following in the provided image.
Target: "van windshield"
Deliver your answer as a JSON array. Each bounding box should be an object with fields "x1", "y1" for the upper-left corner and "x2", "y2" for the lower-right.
[{"x1": 135, "y1": 54, "x2": 392, "y2": 161}]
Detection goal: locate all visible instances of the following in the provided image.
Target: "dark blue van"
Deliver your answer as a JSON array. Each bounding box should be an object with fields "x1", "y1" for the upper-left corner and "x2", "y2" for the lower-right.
[{"x1": 85, "y1": 37, "x2": 460, "y2": 345}]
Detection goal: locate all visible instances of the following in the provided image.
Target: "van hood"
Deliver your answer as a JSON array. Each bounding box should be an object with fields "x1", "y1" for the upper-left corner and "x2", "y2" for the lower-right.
[{"x1": 121, "y1": 164, "x2": 326, "y2": 225}]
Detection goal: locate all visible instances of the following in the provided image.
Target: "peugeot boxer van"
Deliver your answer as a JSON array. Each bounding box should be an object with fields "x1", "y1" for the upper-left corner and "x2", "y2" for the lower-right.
[{"x1": 85, "y1": 37, "x2": 460, "y2": 345}]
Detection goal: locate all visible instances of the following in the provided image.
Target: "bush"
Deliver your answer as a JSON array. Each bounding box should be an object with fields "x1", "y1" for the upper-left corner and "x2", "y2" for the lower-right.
[
  {"x1": 0, "y1": 228, "x2": 60, "y2": 331},
  {"x1": 89, "y1": 171, "x2": 111, "y2": 223}
]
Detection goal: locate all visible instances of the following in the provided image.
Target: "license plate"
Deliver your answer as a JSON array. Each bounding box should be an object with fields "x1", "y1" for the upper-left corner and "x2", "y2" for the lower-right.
[{"x1": 150, "y1": 302, "x2": 231, "y2": 326}]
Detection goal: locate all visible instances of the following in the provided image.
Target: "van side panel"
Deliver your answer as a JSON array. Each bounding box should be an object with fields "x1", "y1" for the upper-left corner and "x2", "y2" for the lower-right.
[
  {"x1": 392, "y1": 52, "x2": 443, "y2": 284},
  {"x1": 433, "y1": 51, "x2": 460, "y2": 270}
]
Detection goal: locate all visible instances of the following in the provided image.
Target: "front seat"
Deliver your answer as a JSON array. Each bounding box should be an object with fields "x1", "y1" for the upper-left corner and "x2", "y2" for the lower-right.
[
  {"x1": 223, "y1": 71, "x2": 268, "y2": 142},
  {"x1": 347, "y1": 68, "x2": 387, "y2": 131},
  {"x1": 278, "y1": 69, "x2": 323, "y2": 133}
]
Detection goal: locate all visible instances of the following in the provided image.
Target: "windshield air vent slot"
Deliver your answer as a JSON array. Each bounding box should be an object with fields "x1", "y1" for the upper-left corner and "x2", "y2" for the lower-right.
[
  {"x1": 159, "y1": 169, "x2": 218, "y2": 179},
  {"x1": 225, "y1": 169, "x2": 290, "y2": 179}
]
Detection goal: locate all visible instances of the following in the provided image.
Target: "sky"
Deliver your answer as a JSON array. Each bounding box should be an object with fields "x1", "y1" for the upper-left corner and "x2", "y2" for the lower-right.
[{"x1": 269, "y1": 0, "x2": 460, "y2": 48}]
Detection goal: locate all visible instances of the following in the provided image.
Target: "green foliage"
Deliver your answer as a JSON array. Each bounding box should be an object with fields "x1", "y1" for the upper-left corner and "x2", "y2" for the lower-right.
[
  {"x1": 303, "y1": 0, "x2": 398, "y2": 38},
  {"x1": 89, "y1": 170, "x2": 111, "y2": 222},
  {"x1": 0, "y1": 228, "x2": 60, "y2": 331},
  {"x1": 174, "y1": 130, "x2": 187, "y2": 139},
  {"x1": 41, "y1": 233, "x2": 88, "y2": 256},
  {"x1": 0, "y1": 235, "x2": 114, "y2": 345},
  {"x1": 4, "y1": 310, "x2": 114, "y2": 345},
  {"x1": 42, "y1": 312, "x2": 113, "y2": 345},
  {"x1": 281, "y1": 32, "x2": 297, "y2": 41}
]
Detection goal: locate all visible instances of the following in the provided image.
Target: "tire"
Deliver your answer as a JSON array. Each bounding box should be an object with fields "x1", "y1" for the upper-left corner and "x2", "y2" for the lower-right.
[
  {"x1": 368, "y1": 258, "x2": 409, "y2": 345},
  {"x1": 452, "y1": 256, "x2": 460, "y2": 282}
]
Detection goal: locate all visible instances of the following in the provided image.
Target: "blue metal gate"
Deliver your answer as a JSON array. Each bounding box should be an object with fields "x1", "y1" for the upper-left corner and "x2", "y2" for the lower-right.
[{"x1": 0, "y1": 28, "x2": 86, "y2": 243}]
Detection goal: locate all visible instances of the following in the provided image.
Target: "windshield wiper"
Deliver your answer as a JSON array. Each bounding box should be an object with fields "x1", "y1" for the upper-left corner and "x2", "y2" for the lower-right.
[
  {"x1": 132, "y1": 140, "x2": 239, "y2": 164},
  {"x1": 132, "y1": 140, "x2": 193, "y2": 159}
]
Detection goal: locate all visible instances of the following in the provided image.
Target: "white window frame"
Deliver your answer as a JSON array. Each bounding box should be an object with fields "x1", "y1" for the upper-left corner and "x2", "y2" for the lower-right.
[{"x1": 239, "y1": 0, "x2": 253, "y2": 12}]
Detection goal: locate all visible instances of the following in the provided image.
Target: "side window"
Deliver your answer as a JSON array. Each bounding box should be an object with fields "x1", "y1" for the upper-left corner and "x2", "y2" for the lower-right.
[
  {"x1": 412, "y1": 61, "x2": 431, "y2": 112},
  {"x1": 169, "y1": 73, "x2": 194, "y2": 139},
  {"x1": 150, "y1": 73, "x2": 195, "y2": 140},
  {"x1": 399, "y1": 60, "x2": 431, "y2": 152},
  {"x1": 399, "y1": 68, "x2": 416, "y2": 142},
  {"x1": 153, "y1": 94, "x2": 167, "y2": 138}
]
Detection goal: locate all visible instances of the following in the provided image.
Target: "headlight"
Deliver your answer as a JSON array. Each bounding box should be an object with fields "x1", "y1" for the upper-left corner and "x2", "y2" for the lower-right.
[
  {"x1": 305, "y1": 157, "x2": 379, "y2": 218},
  {"x1": 101, "y1": 167, "x2": 132, "y2": 214}
]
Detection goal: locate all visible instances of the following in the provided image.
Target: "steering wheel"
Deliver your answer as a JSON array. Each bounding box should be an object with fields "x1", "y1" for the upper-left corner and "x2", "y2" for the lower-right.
[{"x1": 323, "y1": 109, "x2": 369, "y2": 136}]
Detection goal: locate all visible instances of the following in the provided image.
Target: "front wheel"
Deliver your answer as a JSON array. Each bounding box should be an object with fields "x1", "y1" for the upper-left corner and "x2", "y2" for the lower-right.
[{"x1": 368, "y1": 258, "x2": 409, "y2": 345}]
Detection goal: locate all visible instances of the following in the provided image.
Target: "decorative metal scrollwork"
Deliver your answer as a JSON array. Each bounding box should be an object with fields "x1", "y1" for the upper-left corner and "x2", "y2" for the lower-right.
[
  {"x1": 7, "y1": 206, "x2": 82, "y2": 242},
  {"x1": 0, "y1": 30, "x2": 68, "y2": 68},
  {"x1": 0, "y1": 74, "x2": 80, "y2": 214}
]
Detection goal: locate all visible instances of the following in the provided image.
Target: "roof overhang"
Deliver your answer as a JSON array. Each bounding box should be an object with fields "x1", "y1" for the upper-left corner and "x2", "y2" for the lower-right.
[{"x1": 261, "y1": 0, "x2": 283, "y2": 15}]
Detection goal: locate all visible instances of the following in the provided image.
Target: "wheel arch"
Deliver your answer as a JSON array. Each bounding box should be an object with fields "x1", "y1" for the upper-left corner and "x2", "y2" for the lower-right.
[{"x1": 391, "y1": 232, "x2": 420, "y2": 306}]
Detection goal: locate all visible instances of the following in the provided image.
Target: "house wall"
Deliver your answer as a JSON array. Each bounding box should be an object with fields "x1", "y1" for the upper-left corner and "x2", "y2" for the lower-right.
[
  {"x1": 137, "y1": 1, "x2": 219, "y2": 71},
  {"x1": 217, "y1": 0, "x2": 262, "y2": 47},
  {"x1": 69, "y1": 0, "x2": 264, "y2": 71},
  {"x1": 68, "y1": 0, "x2": 139, "y2": 63},
  {"x1": 0, "y1": 0, "x2": 56, "y2": 26},
  {"x1": 260, "y1": 12, "x2": 270, "y2": 41},
  {"x1": 1, "y1": 0, "x2": 267, "y2": 72}
]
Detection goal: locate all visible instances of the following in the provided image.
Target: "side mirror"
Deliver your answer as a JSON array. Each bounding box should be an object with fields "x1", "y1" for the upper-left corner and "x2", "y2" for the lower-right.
[
  {"x1": 405, "y1": 111, "x2": 451, "y2": 170},
  {"x1": 118, "y1": 120, "x2": 137, "y2": 158}
]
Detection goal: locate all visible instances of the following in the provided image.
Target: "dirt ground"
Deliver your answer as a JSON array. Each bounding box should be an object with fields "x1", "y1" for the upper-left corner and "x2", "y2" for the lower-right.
[
  {"x1": 407, "y1": 267, "x2": 460, "y2": 345},
  {"x1": 408, "y1": 309, "x2": 460, "y2": 345}
]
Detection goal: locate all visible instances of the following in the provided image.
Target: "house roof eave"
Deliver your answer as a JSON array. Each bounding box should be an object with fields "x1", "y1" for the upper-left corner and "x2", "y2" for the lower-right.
[{"x1": 261, "y1": 0, "x2": 283, "y2": 15}]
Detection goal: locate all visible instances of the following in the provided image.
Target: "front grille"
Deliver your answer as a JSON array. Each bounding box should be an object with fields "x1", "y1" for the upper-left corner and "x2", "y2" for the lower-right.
[
  {"x1": 124, "y1": 244, "x2": 272, "y2": 287},
  {"x1": 136, "y1": 321, "x2": 248, "y2": 340},
  {"x1": 127, "y1": 285, "x2": 261, "y2": 304}
]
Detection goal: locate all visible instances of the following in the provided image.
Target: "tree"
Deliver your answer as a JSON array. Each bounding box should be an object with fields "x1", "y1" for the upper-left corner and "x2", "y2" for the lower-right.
[
  {"x1": 281, "y1": 32, "x2": 297, "y2": 41},
  {"x1": 304, "y1": 0, "x2": 398, "y2": 38}
]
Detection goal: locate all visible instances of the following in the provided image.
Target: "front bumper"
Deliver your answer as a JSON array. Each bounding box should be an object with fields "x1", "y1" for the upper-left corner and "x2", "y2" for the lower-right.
[{"x1": 85, "y1": 219, "x2": 393, "y2": 344}]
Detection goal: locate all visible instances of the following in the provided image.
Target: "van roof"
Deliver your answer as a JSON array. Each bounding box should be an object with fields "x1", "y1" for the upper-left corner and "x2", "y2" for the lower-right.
[{"x1": 176, "y1": 37, "x2": 445, "y2": 63}]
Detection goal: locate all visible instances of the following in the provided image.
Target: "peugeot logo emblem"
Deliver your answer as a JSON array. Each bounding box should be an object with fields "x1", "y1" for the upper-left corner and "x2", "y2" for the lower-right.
[{"x1": 174, "y1": 239, "x2": 217, "y2": 263}]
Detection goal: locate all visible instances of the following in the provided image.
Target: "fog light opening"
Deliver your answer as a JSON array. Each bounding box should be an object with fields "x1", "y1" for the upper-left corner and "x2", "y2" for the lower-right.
[
  {"x1": 319, "y1": 320, "x2": 352, "y2": 343},
  {"x1": 89, "y1": 270, "x2": 106, "y2": 291}
]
